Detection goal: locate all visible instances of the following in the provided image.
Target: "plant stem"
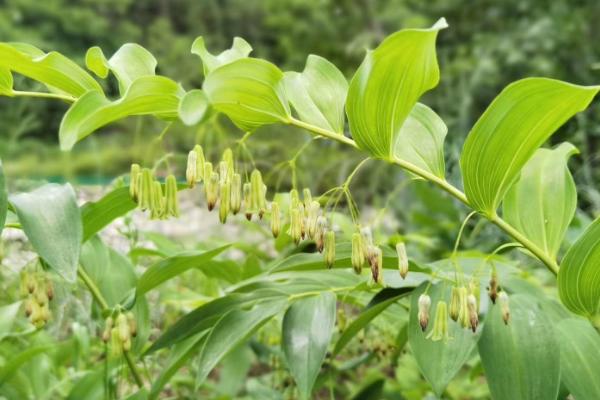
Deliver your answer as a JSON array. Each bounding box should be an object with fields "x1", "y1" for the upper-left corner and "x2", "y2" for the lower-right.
[
  {"x1": 11, "y1": 90, "x2": 76, "y2": 102},
  {"x1": 286, "y1": 119, "x2": 560, "y2": 276},
  {"x1": 76, "y1": 266, "x2": 145, "y2": 388}
]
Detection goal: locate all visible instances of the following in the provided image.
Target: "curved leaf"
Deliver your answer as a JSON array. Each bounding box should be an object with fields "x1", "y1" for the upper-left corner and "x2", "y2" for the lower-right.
[
  {"x1": 461, "y1": 78, "x2": 599, "y2": 216},
  {"x1": 558, "y1": 217, "x2": 600, "y2": 317},
  {"x1": 284, "y1": 55, "x2": 348, "y2": 133},
  {"x1": 10, "y1": 183, "x2": 82, "y2": 282},
  {"x1": 178, "y1": 89, "x2": 210, "y2": 126},
  {"x1": 0, "y1": 42, "x2": 101, "y2": 97},
  {"x1": 393, "y1": 103, "x2": 447, "y2": 178},
  {"x1": 0, "y1": 67, "x2": 13, "y2": 96},
  {"x1": 108, "y1": 43, "x2": 157, "y2": 94},
  {"x1": 503, "y1": 143, "x2": 578, "y2": 259},
  {"x1": 408, "y1": 282, "x2": 479, "y2": 396},
  {"x1": 478, "y1": 294, "x2": 560, "y2": 400},
  {"x1": 81, "y1": 187, "x2": 136, "y2": 242},
  {"x1": 282, "y1": 292, "x2": 336, "y2": 399},
  {"x1": 556, "y1": 318, "x2": 600, "y2": 399},
  {"x1": 203, "y1": 58, "x2": 290, "y2": 131},
  {"x1": 0, "y1": 160, "x2": 6, "y2": 236},
  {"x1": 136, "y1": 245, "x2": 231, "y2": 295},
  {"x1": 59, "y1": 76, "x2": 183, "y2": 150},
  {"x1": 191, "y1": 36, "x2": 252, "y2": 76},
  {"x1": 196, "y1": 299, "x2": 286, "y2": 386},
  {"x1": 346, "y1": 18, "x2": 447, "y2": 159},
  {"x1": 85, "y1": 46, "x2": 109, "y2": 79}
]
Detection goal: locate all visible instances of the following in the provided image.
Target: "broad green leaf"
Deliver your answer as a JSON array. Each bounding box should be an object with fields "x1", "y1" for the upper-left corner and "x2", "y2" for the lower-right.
[
  {"x1": 0, "y1": 301, "x2": 22, "y2": 341},
  {"x1": 84, "y1": 46, "x2": 108, "y2": 79},
  {"x1": 393, "y1": 103, "x2": 447, "y2": 178},
  {"x1": 203, "y1": 58, "x2": 291, "y2": 131},
  {"x1": 282, "y1": 292, "x2": 336, "y2": 399},
  {"x1": 149, "y1": 333, "x2": 207, "y2": 400},
  {"x1": 334, "y1": 287, "x2": 413, "y2": 355},
  {"x1": 461, "y1": 78, "x2": 599, "y2": 216},
  {"x1": 108, "y1": 43, "x2": 157, "y2": 94},
  {"x1": 59, "y1": 76, "x2": 183, "y2": 150},
  {"x1": 0, "y1": 42, "x2": 101, "y2": 97},
  {"x1": 408, "y1": 282, "x2": 479, "y2": 396},
  {"x1": 136, "y1": 245, "x2": 231, "y2": 295},
  {"x1": 191, "y1": 36, "x2": 252, "y2": 75},
  {"x1": 478, "y1": 294, "x2": 560, "y2": 400},
  {"x1": 178, "y1": 89, "x2": 210, "y2": 126},
  {"x1": 558, "y1": 217, "x2": 600, "y2": 317},
  {"x1": 10, "y1": 183, "x2": 82, "y2": 282},
  {"x1": 216, "y1": 344, "x2": 254, "y2": 396},
  {"x1": 0, "y1": 160, "x2": 6, "y2": 236},
  {"x1": 0, "y1": 67, "x2": 13, "y2": 96},
  {"x1": 284, "y1": 55, "x2": 348, "y2": 133},
  {"x1": 0, "y1": 344, "x2": 59, "y2": 385},
  {"x1": 503, "y1": 143, "x2": 578, "y2": 259},
  {"x1": 346, "y1": 18, "x2": 447, "y2": 159},
  {"x1": 556, "y1": 318, "x2": 600, "y2": 399},
  {"x1": 80, "y1": 187, "x2": 136, "y2": 242},
  {"x1": 196, "y1": 299, "x2": 286, "y2": 386}
]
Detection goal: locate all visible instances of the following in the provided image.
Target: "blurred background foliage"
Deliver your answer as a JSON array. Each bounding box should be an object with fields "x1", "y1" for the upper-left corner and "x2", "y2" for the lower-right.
[{"x1": 1, "y1": 0, "x2": 600, "y2": 213}]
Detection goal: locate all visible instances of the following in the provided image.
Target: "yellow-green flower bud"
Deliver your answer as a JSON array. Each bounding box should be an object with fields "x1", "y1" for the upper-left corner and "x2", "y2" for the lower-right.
[
  {"x1": 222, "y1": 148, "x2": 234, "y2": 179},
  {"x1": 351, "y1": 232, "x2": 364, "y2": 274},
  {"x1": 110, "y1": 327, "x2": 122, "y2": 357},
  {"x1": 186, "y1": 150, "x2": 197, "y2": 187},
  {"x1": 34, "y1": 289, "x2": 48, "y2": 307},
  {"x1": 467, "y1": 294, "x2": 479, "y2": 332},
  {"x1": 315, "y1": 216, "x2": 328, "y2": 252},
  {"x1": 418, "y1": 294, "x2": 431, "y2": 331},
  {"x1": 24, "y1": 298, "x2": 34, "y2": 317},
  {"x1": 230, "y1": 173, "x2": 242, "y2": 215},
  {"x1": 194, "y1": 145, "x2": 205, "y2": 181},
  {"x1": 457, "y1": 287, "x2": 470, "y2": 329},
  {"x1": 117, "y1": 313, "x2": 130, "y2": 342},
  {"x1": 150, "y1": 181, "x2": 164, "y2": 220},
  {"x1": 470, "y1": 280, "x2": 481, "y2": 310},
  {"x1": 396, "y1": 242, "x2": 408, "y2": 279},
  {"x1": 324, "y1": 230, "x2": 335, "y2": 268},
  {"x1": 129, "y1": 164, "x2": 141, "y2": 201},
  {"x1": 259, "y1": 184, "x2": 267, "y2": 219},
  {"x1": 164, "y1": 175, "x2": 180, "y2": 218},
  {"x1": 449, "y1": 287, "x2": 460, "y2": 322},
  {"x1": 368, "y1": 245, "x2": 383, "y2": 285},
  {"x1": 426, "y1": 301, "x2": 450, "y2": 342},
  {"x1": 206, "y1": 172, "x2": 219, "y2": 211},
  {"x1": 243, "y1": 182, "x2": 252, "y2": 220},
  {"x1": 250, "y1": 169, "x2": 263, "y2": 216},
  {"x1": 219, "y1": 181, "x2": 231, "y2": 223},
  {"x1": 139, "y1": 168, "x2": 153, "y2": 210},
  {"x1": 489, "y1": 269, "x2": 498, "y2": 304},
  {"x1": 46, "y1": 280, "x2": 54, "y2": 301},
  {"x1": 306, "y1": 201, "x2": 320, "y2": 239},
  {"x1": 498, "y1": 291, "x2": 510, "y2": 325},
  {"x1": 302, "y1": 188, "x2": 312, "y2": 209},
  {"x1": 102, "y1": 316, "x2": 114, "y2": 342},
  {"x1": 271, "y1": 201, "x2": 281, "y2": 238},
  {"x1": 290, "y1": 208, "x2": 302, "y2": 245},
  {"x1": 289, "y1": 189, "x2": 300, "y2": 211},
  {"x1": 126, "y1": 312, "x2": 137, "y2": 337},
  {"x1": 219, "y1": 160, "x2": 230, "y2": 183},
  {"x1": 203, "y1": 161, "x2": 213, "y2": 186},
  {"x1": 298, "y1": 203, "x2": 306, "y2": 239}
]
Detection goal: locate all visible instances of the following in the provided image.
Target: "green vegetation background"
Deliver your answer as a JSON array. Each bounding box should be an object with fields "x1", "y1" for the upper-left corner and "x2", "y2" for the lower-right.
[{"x1": 1, "y1": 0, "x2": 599, "y2": 212}]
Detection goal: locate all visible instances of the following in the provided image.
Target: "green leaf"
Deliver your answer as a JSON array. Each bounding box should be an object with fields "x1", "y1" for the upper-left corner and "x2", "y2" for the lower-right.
[
  {"x1": 408, "y1": 282, "x2": 479, "y2": 396},
  {"x1": 346, "y1": 18, "x2": 447, "y2": 159},
  {"x1": 203, "y1": 58, "x2": 291, "y2": 132},
  {"x1": 478, "y1": 294, "x2": 560, "y2": 400},
  {"x1": 0, "y1": 301, "x2": 22, "y2": 342},
  {"x1": 10, "y1": 183, "x2": 82, "y2": 282},
  {"x1": 284, "y1": 55, "x2": 348, "y2": 133},
  {"x1": 59, "y1": 76, "x2": 183, "y2": 150},
  {"x1": 84, "y1": 46, "x2": 108, "y2": 79},
  {"x1": 0, "y1": 67, "x2": 13, "y2": 96},
  {"x1": 461, "y1": 78, "x2": 599, "y2": 216},
  {"x1": 503, "y1": 143, "x2": 578, "y2": 259},
  {"x1": 556, "y1": 318, "x2": 600, "y2": 399},
  {"x1": 393, "y1": 103, "x2": 447, "y2": 179},
  {"x1": 81, "y1": 187, "x2": 136, "y2": 242},
  {"x1": 107, "y1": 43, "x2": 157, "y2": 94},
  {"x1": 191, "y1": 36, "x2": 252, "y2": 76},
  {"x1": 558, "y1": 217, "x2": 600, "y2": 317},
  {"x1": 136, "y1": 245, "x2": 231, "y2": 295},
  {"x1": 282, "y1": 292, "x2": 336, "y2": 399},
  {"x1": 0, "y1": 159, "x2": 6, "y2": 236},
  {"x1": 196, "y1": 299, "x2": 286, "y2": 386},
  {"x1": 334, "y1": 287, "x2": 413, "y2": 355},
  {"x1": 0, "y1": 344, "x2": 59, "y2": 385},
  {"x1": 0, "y1": 42, "x2": 101, "y2": 97},
  {"x1": 178, "y1": 89, "x2": 210, "y2": 126}
]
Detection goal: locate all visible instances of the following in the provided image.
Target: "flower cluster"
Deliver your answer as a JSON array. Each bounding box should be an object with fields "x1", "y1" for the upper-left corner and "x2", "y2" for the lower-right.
[
  {"x1": 20, "y1": 267, "x2": 53, "y2": 328},
  {"x1": 129, "y1": 164, "x2": 179, "y2": 220},
  {"x1": 102, "y1": 312, "x2": 137, "y2": 357}
]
